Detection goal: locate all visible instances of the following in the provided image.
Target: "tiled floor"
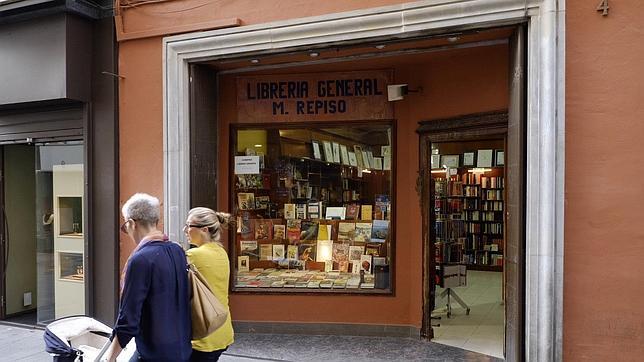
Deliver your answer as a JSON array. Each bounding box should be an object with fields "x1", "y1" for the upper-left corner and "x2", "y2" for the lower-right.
[{"x1": 431, "y1": 271, "x2": 505, "y2": 359}]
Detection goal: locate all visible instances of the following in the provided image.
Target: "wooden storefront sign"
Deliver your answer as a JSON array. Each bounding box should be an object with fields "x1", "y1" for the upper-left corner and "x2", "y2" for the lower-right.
[{"x1": 236, "y1": 70, "x2": 394, "y2": 122}]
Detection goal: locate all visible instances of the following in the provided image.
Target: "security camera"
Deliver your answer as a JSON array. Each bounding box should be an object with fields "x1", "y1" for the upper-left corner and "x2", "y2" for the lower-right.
[{"x1": 387, "y1": 84, "x2": 408, "y2": 101}]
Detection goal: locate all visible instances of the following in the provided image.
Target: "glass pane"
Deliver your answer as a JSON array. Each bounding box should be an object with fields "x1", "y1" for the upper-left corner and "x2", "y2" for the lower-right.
[
  {"x1": 231, "y1": 124, "x2": 393, "y2": 293},
  {"x1": 36, "y1": 143, "x2": 84, "y2": 324}
]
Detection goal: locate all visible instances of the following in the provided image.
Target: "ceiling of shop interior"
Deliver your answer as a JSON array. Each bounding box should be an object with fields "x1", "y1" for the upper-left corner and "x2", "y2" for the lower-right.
[{"x1": 207, "y1": 26, "x2": 514, "y2": 74}]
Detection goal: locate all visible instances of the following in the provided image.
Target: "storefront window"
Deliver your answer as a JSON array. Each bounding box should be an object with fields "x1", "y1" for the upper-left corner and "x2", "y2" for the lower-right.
[{"x1": 231, "y1": 123, "x2": 394, "y2": 293}]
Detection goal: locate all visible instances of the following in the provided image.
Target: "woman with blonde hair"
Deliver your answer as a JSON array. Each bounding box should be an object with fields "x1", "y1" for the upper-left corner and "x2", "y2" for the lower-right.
[{"x1": 184, "y1": 207, "x2": 234, "y2": 361}]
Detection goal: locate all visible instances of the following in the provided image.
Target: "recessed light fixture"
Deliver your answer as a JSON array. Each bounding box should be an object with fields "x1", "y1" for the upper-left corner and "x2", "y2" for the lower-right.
[
  {"x1": 250, "y1": 59, "x2": 260, "y2": 64},
  {"x1": 309, "y1": 52, "x2": 320, "y2": 57},
  {"x1": 447, "y1": 36, "x2": 460, "y2": 43},
  {"x1": 254, "y1": 144, "x2": 263, "y2": 148},
  {"x1": 375, "y1": 44, "x2": 386, "y2": 50}
]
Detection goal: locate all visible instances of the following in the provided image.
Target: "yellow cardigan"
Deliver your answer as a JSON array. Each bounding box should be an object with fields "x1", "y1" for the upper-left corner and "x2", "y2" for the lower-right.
[{"x1": 186, "y1": 242, "x2": 234, "y2": 351}]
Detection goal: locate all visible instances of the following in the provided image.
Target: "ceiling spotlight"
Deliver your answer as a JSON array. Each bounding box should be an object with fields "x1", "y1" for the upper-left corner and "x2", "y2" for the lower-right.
[
  {"x1": 375, "y1": 44, "x2": 386, "y2": 50},
  {"x1": 447, "y1": 36, "x2": 460, "y2": 43},
  {"x1": 309, "y1": 52, "x2": 320, "y2": 57},
  {"x1": 250, "y1": 59, "x2": 260, "y2": 64}
]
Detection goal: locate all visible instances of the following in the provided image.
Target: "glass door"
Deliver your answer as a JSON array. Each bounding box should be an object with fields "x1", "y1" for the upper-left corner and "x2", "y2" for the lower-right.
[{"x1": 35, "y1": 142, "x2": 85, "y2": 324}]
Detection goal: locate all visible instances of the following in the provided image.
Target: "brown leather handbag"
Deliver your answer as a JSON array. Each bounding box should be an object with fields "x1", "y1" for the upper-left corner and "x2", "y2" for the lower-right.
[{"x1": 188, "y1": 263, "x2": 228, "y2": 339}]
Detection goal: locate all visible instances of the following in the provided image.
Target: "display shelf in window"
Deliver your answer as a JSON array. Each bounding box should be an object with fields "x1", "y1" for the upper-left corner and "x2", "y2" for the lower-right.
[
  {"x1": 231, "y1": 123, "x2": 394, "y2": 294},
  {"x1": 58, "y1": 252, "x2": 84, "y2": 282},
  {"x1": 57, "y1": 197, "x2": 83, "y2": 237}
]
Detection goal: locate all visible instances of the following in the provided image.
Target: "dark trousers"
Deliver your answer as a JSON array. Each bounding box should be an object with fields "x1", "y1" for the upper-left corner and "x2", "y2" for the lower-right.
[{"x1": 190, "y1": 348, "x2": 227, "y2": 362}]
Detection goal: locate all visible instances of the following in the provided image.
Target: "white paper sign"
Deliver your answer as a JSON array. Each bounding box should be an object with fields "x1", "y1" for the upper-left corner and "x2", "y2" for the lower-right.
[{"x1": 234, "y1": 156, "x2": 260, "y2": 174}]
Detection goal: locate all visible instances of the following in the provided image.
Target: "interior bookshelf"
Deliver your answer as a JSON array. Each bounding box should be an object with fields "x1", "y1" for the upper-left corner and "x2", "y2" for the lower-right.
[{"x1": 433, "y1": 168, "x2": 504, "y2": 272}]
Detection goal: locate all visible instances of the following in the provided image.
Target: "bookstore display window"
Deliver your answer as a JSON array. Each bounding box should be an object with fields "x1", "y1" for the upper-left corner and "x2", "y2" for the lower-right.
[
  {"x1": 431, "y1": 140, "x2": 505, "y2": 287},
  {"x1": 231, "y1": 123, "x2": 394, "y2": 293}
]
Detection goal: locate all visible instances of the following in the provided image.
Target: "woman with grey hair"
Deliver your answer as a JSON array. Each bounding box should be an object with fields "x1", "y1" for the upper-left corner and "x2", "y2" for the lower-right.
[{"x1": 103, "y1": 193, "x2": 191, "y2": 362}]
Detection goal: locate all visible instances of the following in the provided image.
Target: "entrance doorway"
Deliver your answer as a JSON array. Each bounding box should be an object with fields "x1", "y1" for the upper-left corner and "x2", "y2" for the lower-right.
[
  {"x1": 419, "y1": 112, "x2": 522, "y2": 359},
  {"x1": 0, "y1": 142, "x2": 85, "y2": 326}
]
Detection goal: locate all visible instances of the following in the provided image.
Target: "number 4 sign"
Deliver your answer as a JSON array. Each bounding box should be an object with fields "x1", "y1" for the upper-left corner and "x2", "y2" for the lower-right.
[{"x1": 596, "y1": 0, "x2": 609, "y2": 16}]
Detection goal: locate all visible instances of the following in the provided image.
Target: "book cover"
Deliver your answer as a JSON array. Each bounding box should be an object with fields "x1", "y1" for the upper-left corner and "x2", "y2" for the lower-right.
[
  {"x1": 286, "y1": 219, "x2": 301, "y2": 242},
  {"x1": 370, "y1": 220, "x2": 389, "y2": 243},
  {"x1": 349, "y1": 245, "x2": 364, "y2": 261},
  {"x1": 361, "y1": 205, "x2": 373, "y2": 221},
  {"x1": 365, "y1": 243, "x2": 381, "y2": 256},
  {"x1": 307, "y1": 201, "x2": 322, "y2": 219},
  {"x1": 287, "y1": 245, "x2": 298, "y2": 260},
  {"x1": 325, "y1": 206, "x2": 346, "y2": 220},
  {"x1": 240, "y1": 240, "x2": 258, "y2": 259},
  {"x1": 237, "y1": 192, "x2": 255, "y2": 210},
  {"x1": 239, "y1": 215, "x2": 254, "y2": 240},
  {"x1": 360, "y1": 254, "x2": 373, "y2": 274},
  {"x1": 348, "y1": 151, "x2": 358, "y2": 167},
  {"x1": 273, "y1": 224, "x2": 286, "y2": 240},
  {"x1": 272, "y1": 244, "x2": 285, "y2": 260},
  {"x1": 337, "y1": 222, "x2": 356, "y2": 242},
  {"x1": 284, "y1": 203, "x2": 296, "y2": 219},
  {"x1": 317, "y1": 224, "x2": 332, "y2": 240},
  {"x1": 298, "y1": 243, "x2": 316, "y2": 262},
  {"x1": 259, "y1": 244, "x2": 272, "y2": 260},
  {"x1": 354, "y1": 222, "x2": 372, "y2": 242},
  {"x1": 299, "y1": 220, "x2": 319, "y2": 240},
  {"x1": 255, "y1": 195, "x2": 270, "y2": 209},
  {"x1": 353, "y1": 145, "x2": 364, "y2": 169},
  {"x1": 332, "y1": 243, "x2": 350, "y2": 271},
  {"x1": 295, "y1": 203, "x2": 307, "y2": 219},
  {"x1": 345, "y1": 203, "x2": 360, "y2": 220},
  {"x1": 361, "y1": 274, "x2": 375, "y2": 289},
  {"x1": 340, "y1": 145, "x2": 350, "y2": 165},
  {"x1": 254, "y1": 219, "x2": 273, "y2": 240},
  {"x1": 238, "y1": 256, "x2": 250, "y2": 272},
  {"x1": 332, "y1": 142, "x2": 341, "y2": 163},
  {"x1": 316, "y1": 240, "x2": 334, "y2": 262}
]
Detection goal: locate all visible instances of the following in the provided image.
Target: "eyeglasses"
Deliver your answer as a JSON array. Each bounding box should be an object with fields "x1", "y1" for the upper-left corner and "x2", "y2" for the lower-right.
[
  {"x1": 184, "y1": 223, "x2": 207, "y2": 229},
  {"x1": 120, "y1": 219, "x2": 135, "y2": 234}
]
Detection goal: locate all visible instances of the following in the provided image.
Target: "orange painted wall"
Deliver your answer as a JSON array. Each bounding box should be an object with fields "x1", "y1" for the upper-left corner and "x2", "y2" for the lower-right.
[
  {"x1": 217, "y1": 46, "x2": 508, "y2": 325},
  {"x1": 116, "y1": 0, "x2": 508, "y2": 327},
  {"x1": 116, "y1": 1, "x2": 644, "y2": 353},
  {"x1": 564, "y1": 1, "x2": 644, "y2": 360}
]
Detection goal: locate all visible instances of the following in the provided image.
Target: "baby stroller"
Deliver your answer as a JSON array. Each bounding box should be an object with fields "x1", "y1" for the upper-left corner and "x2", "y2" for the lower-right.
[{"x1": 44, "y1": 316, "x2": 136, "y2": 361}]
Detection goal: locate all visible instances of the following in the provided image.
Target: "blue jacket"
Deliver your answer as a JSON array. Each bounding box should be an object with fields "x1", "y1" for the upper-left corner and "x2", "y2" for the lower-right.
[{"x1": 113, "y1": 241, "x2": 192, "y2": 361}]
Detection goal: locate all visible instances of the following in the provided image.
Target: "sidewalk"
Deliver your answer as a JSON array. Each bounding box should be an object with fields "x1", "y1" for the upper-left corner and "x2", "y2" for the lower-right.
[{"x1": 0, "y1": 324, "x2": 502, "y2": 361}]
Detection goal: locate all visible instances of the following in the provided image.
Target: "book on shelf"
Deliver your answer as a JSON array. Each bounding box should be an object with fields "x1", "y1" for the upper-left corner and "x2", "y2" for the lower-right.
[
  {"x1": 298, "y1": 243, "x2": 316, "y2": 262},
  {"x1": 307, "y1": 201, "x2": 323, "y2": 219},
  {"x1": 325, "y1": 206, "x2": 346, "y2": 220},
  {"x1": 238, "y1": 192, "x2": 255, "y2": 210},
  {"x1": 272, "y1": 244, "x2": 285, "y2": 260},
  {"x1": 316, "y1": 240, "x2": 333, "y2": 262},
  {"x1": 284, "y1": 203, "x2": 296, "y2": 219},
  {"x1": 273, "y1": 224, "x2": 286, "y2": 240},
  {"x1": 255, "y1": 195, "x2": 270, "y2": 209},
  {"x1": 370, "y1": 220, "x2": 389, "y2": 243},
  {"x1": 360, "y1": 254, "x2": 373, "y2": 274},
  {"x1": 317, "y1": 224, "x2": 332, "y2": 240},
  {"x1": 254, "y1": 219, "x2": 273, "y2": 240},
  {"x1": 347, "y1": 275, "x2": 361, "y2": 288},
  {"x1": 239, "y1": 216, "x2": 254, "y2": 240},
  {"x1": 361, "y1": 205, "x2": 373, "y2": 221},
  {"x1": 240, "y1": 240, "x2": 258, "y2": 260},
  {"x1": 374, "y1": 194, "x2": 390, "y2": 220},
  {"x1": 361, "y1": 274, "x2": 375, "y2": 289},
  {"x1": 238, "y1": 256, "x2": 250, "y2": 272},
  {"x1": 337, "y1": 222, "x2": 355, "y2": 242},
  {"x1": 354, "y1": 222, "x2": 372, "y2": 242},
  {"x1": 295, "y1": 203, "x2": 307, "y2": 219},
  {"x1": 365, "y1": 244, "x2": 381, "y2": 256},
  {"x1": 286, "y1": 219, "x2": 301, "y2": 242},
  {"x1": 259, "y1": 244, "x2": 272, "y2": 261},
  {"x1": 345, "y1": 203, "x2": 360, "y2": 220},
  {"x1": 287, "y1": 245, "x2": 298, "y2": 260},
  {"x1": 349, "y1": 245, "x2": 364, "y2": 262},
  {"x1": 300, "y1": 220, "x2": 319, "y2": 240},
  {"x1": 332, "y1": 243, "x2": 350, "y2": 265}
]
